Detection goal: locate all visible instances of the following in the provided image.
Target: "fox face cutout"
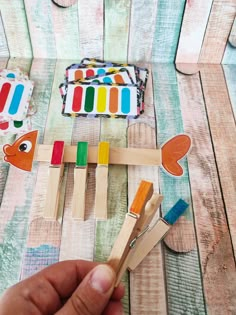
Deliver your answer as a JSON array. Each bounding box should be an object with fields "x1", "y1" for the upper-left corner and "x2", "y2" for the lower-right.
[
  {"x1": 3, "y1": 130, "x2": 38, "y2": 171},
  {"x1": 161, "y1": 134, "x2": 191, "y2": 177}
]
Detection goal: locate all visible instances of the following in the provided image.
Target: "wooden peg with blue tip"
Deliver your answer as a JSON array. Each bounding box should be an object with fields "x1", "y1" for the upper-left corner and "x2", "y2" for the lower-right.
[
  {"x1": 72, "y1": 142, "x2": 88, "y2": 220},
  {"x1": 94, "y1": 141, "x2": 110, "y2": 220},
  {"x1": 44, "y1": 141, "x2": 65, "y2": 220},
  {"x1": 128, "y1": 198, "x2": 189, "y2": 271}
]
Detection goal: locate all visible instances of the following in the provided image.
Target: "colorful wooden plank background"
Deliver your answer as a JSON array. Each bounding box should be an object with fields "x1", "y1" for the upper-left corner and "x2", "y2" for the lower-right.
[{"x1": 0, "y1": 0, "x2": 235, "y2": 314}]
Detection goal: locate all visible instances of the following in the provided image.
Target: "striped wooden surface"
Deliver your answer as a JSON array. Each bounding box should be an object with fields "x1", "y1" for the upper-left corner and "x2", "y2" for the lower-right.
[{"x1": 0, "y1": 1, "x2": 236, "y2": 314}]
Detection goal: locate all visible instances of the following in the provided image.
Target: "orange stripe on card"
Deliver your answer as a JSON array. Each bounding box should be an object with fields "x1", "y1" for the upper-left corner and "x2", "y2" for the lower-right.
[
  {"x1": 75, "y1": 70, "x2": 83, "y2": 81},
  {"x1": 114, "y1": 74, "x2": 124, "y2": 84},
  {"x1": 109, "y1": 87, "x2": 118, "y2": 113}
]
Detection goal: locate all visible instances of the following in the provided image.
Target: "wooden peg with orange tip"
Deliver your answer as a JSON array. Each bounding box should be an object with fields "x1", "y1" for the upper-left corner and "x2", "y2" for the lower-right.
[
  {"x1": 107, "y1": 180, "x2": 153, "y2": 276},
  {"x1": 44, "y1": 141, "x2": 65, "y2": 220}
]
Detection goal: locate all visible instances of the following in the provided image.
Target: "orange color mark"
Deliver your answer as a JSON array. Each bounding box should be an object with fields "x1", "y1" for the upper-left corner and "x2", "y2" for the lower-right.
[
  {"x1": 130, "y1": 180, "x2": 153, "y2": 216},
  {"x1": 75, "y1": 70, "x2": 83, "y2": 81},
  {"x1": 114, "y1": 74, "x2": 124, "y2": 84},
  {"x1": 161, "y1": 134, "x2": 191, "y2": 177},
  {"x1": 109, "y1": 87, "x2": 118, "y2": 113}
]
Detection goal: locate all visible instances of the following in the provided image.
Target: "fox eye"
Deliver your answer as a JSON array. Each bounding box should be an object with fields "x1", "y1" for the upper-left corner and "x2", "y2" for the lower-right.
[{"x1": 18, "y1": 140, "x2": 32, "y2": 153}]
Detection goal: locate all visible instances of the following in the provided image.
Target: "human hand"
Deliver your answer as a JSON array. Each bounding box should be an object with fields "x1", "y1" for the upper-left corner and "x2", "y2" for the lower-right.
[{"x1": 0, "y1": 260, "x2": 125, "y2": 315}]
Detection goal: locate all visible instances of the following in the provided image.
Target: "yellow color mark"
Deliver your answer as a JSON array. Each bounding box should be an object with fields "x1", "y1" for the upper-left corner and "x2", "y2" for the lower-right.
[
  {"x1": 98, "y1": 142, "x2": 110, "y2": 165},
  {"x1": 97, "y1": 87, "x2": 107, "y2": 113}
]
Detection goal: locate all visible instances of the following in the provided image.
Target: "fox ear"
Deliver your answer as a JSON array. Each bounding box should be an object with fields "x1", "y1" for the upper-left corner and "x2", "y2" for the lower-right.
[{"x1": 161, "y1": 134, "x2": 191, "y2": 177}]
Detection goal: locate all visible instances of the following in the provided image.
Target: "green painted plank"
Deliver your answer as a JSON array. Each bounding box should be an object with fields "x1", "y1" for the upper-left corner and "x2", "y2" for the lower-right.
[
  {"x1": 152, "y1": 0, "x2": 185, "y2": 62},
  {"x1": 21, "y1": 59, "x2": 74, "y2": 279},
  {"x1": 24, "y1": 0, "x2": 57, "y2": 58},
  {"x1": 52, "y1": 3, "x2": 80, "y2": 59},
  {"x1": 78, "y1": 0, "x2": 104, "y2": 58},
  {"x1": 128, "y1": 0, "x2": 158, "y2": 62},
  {"x1": 0, "y1": 0, "x2": 32, "y2": 57},
  {"x1": 0, "y1": 12, "x2": 9, "y2": 57},
  {"x1": 0, "y1": 58, "x2": 56, "y2": 292},
  {"x1": 222, "y1": 43, "x2": 236, "y2": 65},
  {"x1": 152, "y1": 63, "x2": 206, "y2": 314},
  {"x1": 104, "y1": 0, "x2": 131, "y2": 62},
  {"x1": 223, "y1": 65, "x2": 236, "y2": 117}
]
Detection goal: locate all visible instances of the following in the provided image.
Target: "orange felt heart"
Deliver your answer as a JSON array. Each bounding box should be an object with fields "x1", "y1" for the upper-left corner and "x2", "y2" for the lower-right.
[{"x1": 161, "y1": 134, "x2": 191, "y2": 177}]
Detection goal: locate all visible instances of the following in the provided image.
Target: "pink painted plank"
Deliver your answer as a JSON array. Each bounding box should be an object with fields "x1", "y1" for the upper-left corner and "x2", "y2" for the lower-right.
[
  {"x1": 176, "y1": 0, "x2": 213, "y2": 64},
  {"x1": 200, "y1": 64, "x2": 236, "y2": 258},
  {"x1": 178, "y1": 70, "x2": 236, "y2": 314},
  {"x1": 199, "y1": 0, "x2": 236, "y2": 63}
]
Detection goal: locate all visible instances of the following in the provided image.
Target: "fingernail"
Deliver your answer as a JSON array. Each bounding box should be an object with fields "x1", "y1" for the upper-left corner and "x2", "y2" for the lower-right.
[{"x1": 90, "y1": 265, "x2": 115, "y2": 294}]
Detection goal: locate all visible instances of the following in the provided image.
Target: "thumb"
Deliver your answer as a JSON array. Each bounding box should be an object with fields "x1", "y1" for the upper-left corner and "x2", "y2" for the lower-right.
[{"x1": 56, "y1": 264, "x2": 116, "y2": 315}]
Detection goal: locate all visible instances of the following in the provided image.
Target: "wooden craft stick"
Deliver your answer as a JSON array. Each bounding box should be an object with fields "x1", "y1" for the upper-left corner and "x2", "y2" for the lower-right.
[
  {"x1": 115, "y1": 193, "x2": 163, "y2": 285},
  {"x1": 107, "y1": 180, "x2": 153, "y2": 278},
  {"x1": 72, "y1": 142, "x2": 88, "y2": 220},
  {"x1": 44, "y1": 141, "x2": 65, "y2": 220},
  {"x1": 94, "y1": 142, "x2": 110, "y2": 220},
  {"x1": 35, "y1": 144, "x2": 162, "y2": 166}
]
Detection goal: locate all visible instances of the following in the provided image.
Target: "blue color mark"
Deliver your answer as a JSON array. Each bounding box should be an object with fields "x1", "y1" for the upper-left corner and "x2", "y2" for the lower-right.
[
  {"x1": 7, "y1": 73, "x2": 16, "y2": 79},
  {"x1": 8, "y1": 84, "x2": 24, "y2": 115},
  {"x1": 103, "y1": 77, "x2": 112, "y2": 83},
  {"x1": 121, "y1": 88, "x2": 130, "y2": 114},
  {"x1": 97, "y1": 69, "x2": 106, "y2": 75},
  {"x1": 164, "y1": 199, "x2": 189, "y2": 225}
]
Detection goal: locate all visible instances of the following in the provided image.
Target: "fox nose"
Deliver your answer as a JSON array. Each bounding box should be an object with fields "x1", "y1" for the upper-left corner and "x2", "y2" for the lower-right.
[{"x1": 3, "y1": 144, "x2": 14, "y2": 155}]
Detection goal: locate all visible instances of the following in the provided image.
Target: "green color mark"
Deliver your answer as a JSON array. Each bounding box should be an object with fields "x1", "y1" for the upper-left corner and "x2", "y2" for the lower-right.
[
  {"x1": 14, "y1": 120, "x2": 23, "y2": 128},
  {"x1": 85, "y1": 87, "x2": 95, "y2": 112},
  {"x1": 76, "y1": 142, "x2": 88, "y2": 167}
]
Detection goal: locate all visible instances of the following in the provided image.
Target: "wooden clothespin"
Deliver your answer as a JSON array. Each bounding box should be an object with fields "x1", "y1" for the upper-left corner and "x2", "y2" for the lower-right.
[
  {"x1": 72, "y1": 142, "x2": 88, "y2": 220},
  {"x1": 108, "y1": 196, "x2": 189, "y2": 286},
  {"x1": 94, "y1": 141, "x2": 110, "y2": 220},
  {"x1": 107, "y1": 180, "x2": 154, "y2": 283},
  {"x1": 115, "y1": 192, "x2": 163, "y2": 285},
  {"x1": 127, "y1": 199, "x2": 189, "y2": 271},
  {"x1": 44, "y1": 141, "x2": 65, "y2": 220}
]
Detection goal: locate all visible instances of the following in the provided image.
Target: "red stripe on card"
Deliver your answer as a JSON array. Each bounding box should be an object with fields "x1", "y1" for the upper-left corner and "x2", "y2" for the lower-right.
[
  {"x1": 51, "y1": 141, "x2": 65, "y2": 165},
  {"x1": 86, "y1": 69, "x2": 94, "y2": 77},
  {"x1": 0, "y1": 82, "x2": 11, "y2": 113},
  {"x1": 72, "y1": 86, "x2": 83, "y2": 112},
  {"x1": 0, "y1": 121, "x2": 9, "y2": 130}
]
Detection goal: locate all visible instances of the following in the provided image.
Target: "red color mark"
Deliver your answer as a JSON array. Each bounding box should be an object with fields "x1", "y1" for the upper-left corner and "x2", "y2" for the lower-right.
[
  {"x1": 51, "y1": 141, "x2": 65, "y2": 165},
  {"x1": 72, "y1": 86, "x2": 83, "y2": 112},
  {"x1": 0, "y1": 82, "x2": 11, "y2": 113},
  {"x1": 0, "y1": 121, "x2": 9, "y2": 130},
  {"x1": 86, "y1": 69, "x2": 94, "y2": 77}
]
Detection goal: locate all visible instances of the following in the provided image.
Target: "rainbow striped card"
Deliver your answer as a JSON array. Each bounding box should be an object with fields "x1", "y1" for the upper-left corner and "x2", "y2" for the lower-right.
[
  {"x1": 60, "y1": 59, "x2": 148, "y2": 118},
  {"x1": 63, "y1": 83, "x2": 140, "y2": 118}
]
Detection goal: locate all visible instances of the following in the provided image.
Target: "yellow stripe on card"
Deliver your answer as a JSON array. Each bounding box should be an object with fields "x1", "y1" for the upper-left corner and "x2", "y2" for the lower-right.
[
  {"x1": 98, "y1": 142, "x2": 109, "y2": 165},
  {"x1": 97, "y1": 87, "x2": 107, "y2": 113}
]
